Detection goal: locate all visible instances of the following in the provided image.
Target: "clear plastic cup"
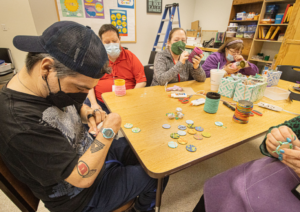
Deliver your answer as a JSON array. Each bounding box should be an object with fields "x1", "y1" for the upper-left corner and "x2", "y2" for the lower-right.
[{"x1": 210, "y1": 69, "x2": 226, "y2": 91}]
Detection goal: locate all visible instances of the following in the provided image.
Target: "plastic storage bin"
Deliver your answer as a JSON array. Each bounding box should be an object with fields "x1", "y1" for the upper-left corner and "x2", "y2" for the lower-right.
[
  {"x1": 229, "y1": 23, "x2": 238, "y2": 27},
  {"x1": 237, "y1": 12, "x2": 247, "y2": 20},
  {"x1": 237, "y1": 25, "x2": 247, "y2": 32},
  {"x1": 244, "y1": 31, "x2": 255, "y2": 38},
  {"x1": 247, "y1": 25, "x2": 257, "y2": 32},
  {"x1": 236, "y1": 32, "x2": 244, "y2": 38},
  {"x1": 264, "y1": 87, "x2": 290, "y2": 101},
  {"x1": 226, "y1": 31, "x2": 236, "y2": 37},
  {"x1": 227, "y1": 26, "x2": 238, "y2": 32}
]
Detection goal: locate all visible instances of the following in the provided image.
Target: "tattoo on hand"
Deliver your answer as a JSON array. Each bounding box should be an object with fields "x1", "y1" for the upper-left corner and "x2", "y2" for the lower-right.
[
  {"x1": 91, "y1": 139, "x2": 105, "y2": 153},
  {"x1": 77, "y1": 161, "x2": 97, "y2": 178}
]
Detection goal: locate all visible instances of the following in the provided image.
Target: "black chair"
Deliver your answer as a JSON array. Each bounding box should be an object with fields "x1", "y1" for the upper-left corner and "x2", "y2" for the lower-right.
[
  {"x1": 148, "y1": 51, "x2": 157, "y2": 65},
  {"x1": 122, "y1": 47, "x2": 128, "y2": 50},
  {"x1": 277, "y1": 65, "x2": 300, "y2": 83},
  {"x1": 144, "y1": 65, "x2": 154, "y2": 87},
  {"x1": 0, "y1": 48, "x2": 15, "y2": 71}
]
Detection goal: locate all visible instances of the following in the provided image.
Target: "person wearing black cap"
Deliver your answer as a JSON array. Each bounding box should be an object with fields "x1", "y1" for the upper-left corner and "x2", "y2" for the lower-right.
[{"x1": 0, "y1": 21, "x2": 167, "y2": 212}]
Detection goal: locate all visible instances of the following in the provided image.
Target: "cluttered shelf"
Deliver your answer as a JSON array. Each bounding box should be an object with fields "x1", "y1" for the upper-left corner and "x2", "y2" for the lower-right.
[
  {"x1": 249, "y1": 59, "x2": 273, "y2": 63},
  {"x1": 265, "y1": 0, "x2": 296, "y2": 3},
  {"x1": 185, "y1": 45, "x2": 218, "y2": 52},
  {"x1": 259, "y1": 23, "x2": 288, "y2": 26},
  {"x1": 229, "y1": 20, "x2": 258, "y2": 23},
  {"x1": 254, "y1": 39, "x2": 282, "y2": 42}
]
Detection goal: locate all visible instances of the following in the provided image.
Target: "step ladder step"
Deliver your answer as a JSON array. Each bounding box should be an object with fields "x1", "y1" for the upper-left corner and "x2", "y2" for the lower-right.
[
  {"x1": 154, "y1": 46, "x2": 162, "y2": 49},
  {"x1": 173, "y1": 21, "x2": 179, "y2": 24},
  {"x1": 162, "y1": 19, "x2": 169, "y2": 22},
  {"x1": 158, "y1": 33, "x2": 166, "y2": 35},
  {"x1": 157, "y1": 41, "x2": 164, "y2": 43}
]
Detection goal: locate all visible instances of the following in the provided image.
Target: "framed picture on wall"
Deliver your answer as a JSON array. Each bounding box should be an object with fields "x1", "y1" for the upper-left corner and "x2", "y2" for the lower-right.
[{"x1": 147, "y1": 0, "x2": 162, "y2": 13}]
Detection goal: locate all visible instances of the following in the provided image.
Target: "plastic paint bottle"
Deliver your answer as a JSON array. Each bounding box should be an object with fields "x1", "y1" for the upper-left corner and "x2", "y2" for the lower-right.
[{"x1": 114, "y1": 79, "x2": 126, "y2": 96}]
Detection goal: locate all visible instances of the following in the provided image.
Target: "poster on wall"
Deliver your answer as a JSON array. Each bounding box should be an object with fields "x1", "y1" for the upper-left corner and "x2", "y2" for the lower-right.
[
  {"x1": 110, "y1": 9, "x2": 128, "y2": 36},
  {"x1": 117, "y1": 0, "x2": 134, "y2": 9},
  {"x1": 60, "y1": 0, "x2": 84, "y2": 18},
  {"x1": 147, "y1": 0, "x2": 162, "y2": 13},
  {"x1": 84, "y1": 0, "x2": 105, "y2": 19}
]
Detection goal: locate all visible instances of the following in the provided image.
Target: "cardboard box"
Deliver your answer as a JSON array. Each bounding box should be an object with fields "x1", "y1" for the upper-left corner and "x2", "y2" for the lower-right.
[{"x1": 187, "y1": 20, "x2": 201, "y2": 37}]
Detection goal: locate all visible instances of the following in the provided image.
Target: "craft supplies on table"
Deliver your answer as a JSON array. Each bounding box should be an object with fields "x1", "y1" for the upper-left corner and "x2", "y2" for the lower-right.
[
  {"x1": 262, "y1": 70, "x2": 282, "y2": 87},
  {"x1": 264, "y1": 87, "x2": 291, "y2": 101},
  {"x1": 233, "y1": 100, "x2": 253, "y2": 124},
  {"x1": 114, "y1": 79, "x2": 126, "y2": 96},
  {"x1": 218, "y1": 77, "x2": 240, "y2": 98},
  {"x1": 210, "y1": 69, "x2": 226, "y2": 91},
  {"x1": 204, "y1": 92, "x2": 221, "y2": 114},
  {"x1": 190, "y1": 98, "x2": 205, "y2": 106},
  {"x1": 233, "y1": 82, "x2": 257, "y2": 102}
]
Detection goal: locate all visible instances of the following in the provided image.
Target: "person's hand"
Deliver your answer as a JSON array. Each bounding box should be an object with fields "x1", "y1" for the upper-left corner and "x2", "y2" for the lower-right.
[
  {"x1": 192, "y1": 55, "x2": 203, "y2": 69},
  {"x1": 280, "y1": 146, "x2": 300, "y2": 178},
  {"x1": 179, "y1": 51, "x2": 189, "y2": 64},
  {"x1": 91, "y1": 103, "x2": 102, "y2": 110},
  {"x1": 234, "y1": 55, "x2": 244, "y2": 62},
  {"x1": 81, "y1": 105, "x2": 107, "y2": 135},
  {"x1": 101, "y1": 113, "x2": 122, "y2": 135},
  {"x1": 266, "y1": 126, "x2": 300, "y2": 158},
  {"x1": 223, "y1": 63, "x2": 239, "y2": 74}
]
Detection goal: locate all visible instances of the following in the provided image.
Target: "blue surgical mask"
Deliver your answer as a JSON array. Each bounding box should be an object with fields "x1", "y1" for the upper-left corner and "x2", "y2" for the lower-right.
[
  {"x1": 104, "y1": 43, "x2": 121, "y2": 58},
  {"x1": 226, "y1": 53, "x2": 235, "y2": 62}
]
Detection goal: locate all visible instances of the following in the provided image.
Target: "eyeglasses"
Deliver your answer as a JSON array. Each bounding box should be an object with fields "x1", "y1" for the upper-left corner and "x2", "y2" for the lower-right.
[{"x1": 228, "y1": 49, "x2": 241, "y2": 55}]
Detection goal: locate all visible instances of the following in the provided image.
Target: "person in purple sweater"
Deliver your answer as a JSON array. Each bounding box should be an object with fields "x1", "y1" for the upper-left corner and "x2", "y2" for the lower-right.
[{"x1": 202, "y1": 38, "x2": 259, "y2": 77}]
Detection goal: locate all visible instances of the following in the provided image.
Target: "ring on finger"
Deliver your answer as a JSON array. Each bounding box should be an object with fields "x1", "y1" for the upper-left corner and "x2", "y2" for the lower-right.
[
  {"x1": 87, "y1": 114, "x2": 94, "y2": 120},
  {"x1": 93, "y1": 109, "x2": 101, "y2": 115}
]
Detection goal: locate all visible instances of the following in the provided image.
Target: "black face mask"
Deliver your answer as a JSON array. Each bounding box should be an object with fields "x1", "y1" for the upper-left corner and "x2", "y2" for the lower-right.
[{"x1": 44, "y1": 76, "x2": 88, "y2": 112}]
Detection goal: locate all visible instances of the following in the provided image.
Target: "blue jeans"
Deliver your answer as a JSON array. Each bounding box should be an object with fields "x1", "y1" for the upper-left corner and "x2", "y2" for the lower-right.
[
  {"x1": 84, "y1": 98, "x2": 110, "y2": 114},
  {"x1": 82, "y1": 138, "x2": 169, "y2": 212}
]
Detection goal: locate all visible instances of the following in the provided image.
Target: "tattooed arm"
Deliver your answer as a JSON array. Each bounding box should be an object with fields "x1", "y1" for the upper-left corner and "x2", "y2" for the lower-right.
[{"x1": 65, "y1": 113, "x2": 121, "y2": 188}]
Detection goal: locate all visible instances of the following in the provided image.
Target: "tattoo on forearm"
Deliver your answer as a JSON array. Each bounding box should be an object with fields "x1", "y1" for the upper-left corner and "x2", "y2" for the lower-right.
[
  {"x1": 91, "y1": 139, "x2": 105, "y2": 153},
  {"x1": 77, "y1": 161, "x2": 97, "y2": 178}
]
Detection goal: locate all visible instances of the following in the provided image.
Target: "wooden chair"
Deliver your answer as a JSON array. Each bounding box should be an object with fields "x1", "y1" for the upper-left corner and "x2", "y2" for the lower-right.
[
  {"x1": 0, "y1": 156, "x2": 39, "y2": 212},
  {"x1": 0, "y1": 156, "x2": 134, "y2": 212}
]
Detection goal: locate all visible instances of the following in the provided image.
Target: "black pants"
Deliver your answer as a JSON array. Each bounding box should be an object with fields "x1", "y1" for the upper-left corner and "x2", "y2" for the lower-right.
[{"x1": 193, "y1": 195, "x2": 205, "y2": 212}]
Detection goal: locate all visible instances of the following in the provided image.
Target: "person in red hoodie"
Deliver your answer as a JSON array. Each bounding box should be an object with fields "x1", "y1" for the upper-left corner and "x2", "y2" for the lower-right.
[{"x1": 85, "y1": 24, "x2": 146, "y2": 114}]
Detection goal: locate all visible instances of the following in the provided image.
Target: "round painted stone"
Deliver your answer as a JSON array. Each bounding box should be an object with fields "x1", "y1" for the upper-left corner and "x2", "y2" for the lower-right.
[
  {"x1": 170, "y1": 133, "x2": 180, "y2": 139},
  {"x1": 186, "y1": 120, "x2": 194, "y2": 125},
  {"x1": 178, "y1": 138, "x2": 188, "y2": 145},
  {"x1": 177, "y1": 130, "x2": 186, "y2": 136},
  {"x1": 176, "y1": 107, "x2": 183, "y2": 112},
  {"x1": 186, "y1": 145, "x2": 197, "y2": 152},
  {"x1": 187, "y1": 123, "x2": 195, "y2": 129},
  {"x1": 215, "y1": 121, "x2": 224, "y2": 127},
  {"x1": 195, "y1": 126, "x2": 204, "y2": 132},
  {"x1": 132, "y1": 127, "x2": 141, "y2": 133},
  {"x1": 188, "y1": 129, "x2": 197, "y2": 135},
  {"x1": 168, "y1": 141, "x2": 178, "y2": 149},
  {"x1": 202, "y1": 132, "x2": 211, "y2": 138},
  {"x1": 124, "y1": 123, "x2": 133, "y2": 129},
  {"x1": 162, "y1": 124, "x2": 171, "y2": 129},
  {"x1": 194, "y1": 134, "x2": 203, "y2": 140},
  {"x1": 178, "y1": 125, "x2": 187, "y2": 130}
]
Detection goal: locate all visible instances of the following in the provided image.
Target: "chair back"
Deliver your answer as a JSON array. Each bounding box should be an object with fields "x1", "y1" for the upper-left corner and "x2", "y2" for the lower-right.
[
  {"x1": 277, "y1": 65, "x2": 300, "y2": 83},
  {"x1": 144, "y1": 65, "x2": 154, "y2": 87},
  {"x1": 148, "y1": 51, "x2": 157, "y2": 65},
  {"x1": 0, "y1": 156, "x2": 39, "y2": 212},
  {"x1": 0, "y1": 48, "x2": 15, "y2": 70}
]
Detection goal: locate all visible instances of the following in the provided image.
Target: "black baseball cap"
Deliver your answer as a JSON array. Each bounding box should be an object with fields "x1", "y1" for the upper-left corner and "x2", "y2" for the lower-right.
[{"x1": 13, "y1": 21, "x2": 108, "y2": 79}]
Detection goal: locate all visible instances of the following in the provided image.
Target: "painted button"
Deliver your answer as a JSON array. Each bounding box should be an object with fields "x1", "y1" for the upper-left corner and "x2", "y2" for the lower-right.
[
  {"x1": 186, "y1": 120, "x2": 194, "y2": 124},
  {"x1": 178, "y1": 138, "x2": 188, "y2": 145},
  {"x1": 124, "y1": 123, "x2": 133, "y2": 129},
  {"x1": 168, "y1": 141, "x2": 178, "y2": 149},
  {"x1": 176, "y1": 107, "x2": 183, "y2": 112},
  {"x1": 178, "y1": 125, "x2": 187, "y2": 130},
  {"x1": 215, "y1": 121, "x2": 223, "y2": 127},
  {"x1": 170, "y1": 133, "x2": 180, "y2": 139},
  {"x1": 194, "y1": 134, "x2": 203, "y2": 140},
  {"x1": 132, "y1": 127, "x2": 141, "y2": 133},
  {"x1": 177, "y1": 130, "x2": 186, "y2": 136},
  {"x1": 188, "y1": 129, "x2": 197, "y2": 135},
  {"x1": 187, "y1": 124, "x2": 195, "y2": 129},
  {"x1": 202, "y1": 132, "x2": 211, "y2": 138},
  {"x1": 195, "y1": 126, "x2": 204, "y2": 132},
  {"x1": 162, "y1": 124, "x2": 171, "y2": 129},
  {"x1": 186, "y1": 145, "x2": 197, "y2": 152}
]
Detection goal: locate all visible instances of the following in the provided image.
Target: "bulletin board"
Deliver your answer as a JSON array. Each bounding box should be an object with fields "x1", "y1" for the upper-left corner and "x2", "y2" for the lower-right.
[{"x1": 55, "y1": 0, "x2": 136, "y2": 43}]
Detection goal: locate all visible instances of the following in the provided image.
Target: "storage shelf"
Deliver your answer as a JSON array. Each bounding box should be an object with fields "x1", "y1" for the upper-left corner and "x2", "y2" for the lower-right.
[
  {"x1": 254, "y1": 39, "x2": 282, "y2": 43},
  {"x1": 259, "y1": 24, "x2": 289, "y2": 26},
  {"x1": 265, "y1": 0, "x2": 295, "y2": 3},
  {"x1": 249, "y1": 59, "x2": 273, "y2": 64},
  {"x1": 230, "y1": 20, "x2": 258, "y2": 23}
]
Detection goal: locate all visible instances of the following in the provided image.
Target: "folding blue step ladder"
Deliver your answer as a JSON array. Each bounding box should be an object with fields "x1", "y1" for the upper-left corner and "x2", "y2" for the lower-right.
[{"x1": 152, "y1": 3, "x2": 181, "y2": 51}]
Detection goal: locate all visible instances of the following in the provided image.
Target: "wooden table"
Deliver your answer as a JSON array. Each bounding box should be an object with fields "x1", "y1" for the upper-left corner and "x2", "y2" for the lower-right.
[{"x1": 103, "y1": 79, "x2": 300, "y2": 212}]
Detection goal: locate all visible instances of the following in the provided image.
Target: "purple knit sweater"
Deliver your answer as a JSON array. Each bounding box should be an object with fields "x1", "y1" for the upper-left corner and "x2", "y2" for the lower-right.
[{"x1": 202, "y1": 52, "x2": 259, "y2": 77}]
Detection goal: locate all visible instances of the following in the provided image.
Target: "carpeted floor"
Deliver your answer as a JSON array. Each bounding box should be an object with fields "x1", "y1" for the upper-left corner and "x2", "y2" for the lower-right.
[{"x1": 0, "y1": 135, "x2": 265, "y2": 212}]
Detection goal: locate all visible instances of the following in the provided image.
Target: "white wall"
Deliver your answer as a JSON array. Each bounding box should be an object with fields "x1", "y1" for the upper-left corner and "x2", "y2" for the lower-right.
[
  {"x1": 0, "y1": 0, "x2": 37, "y2": 71},
  {"x1": 193, "y1": 0, "x2": 232, "y2": 32},
  {"x1": 27, "y1": 0, "x2": 196, "y2": 65}
]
